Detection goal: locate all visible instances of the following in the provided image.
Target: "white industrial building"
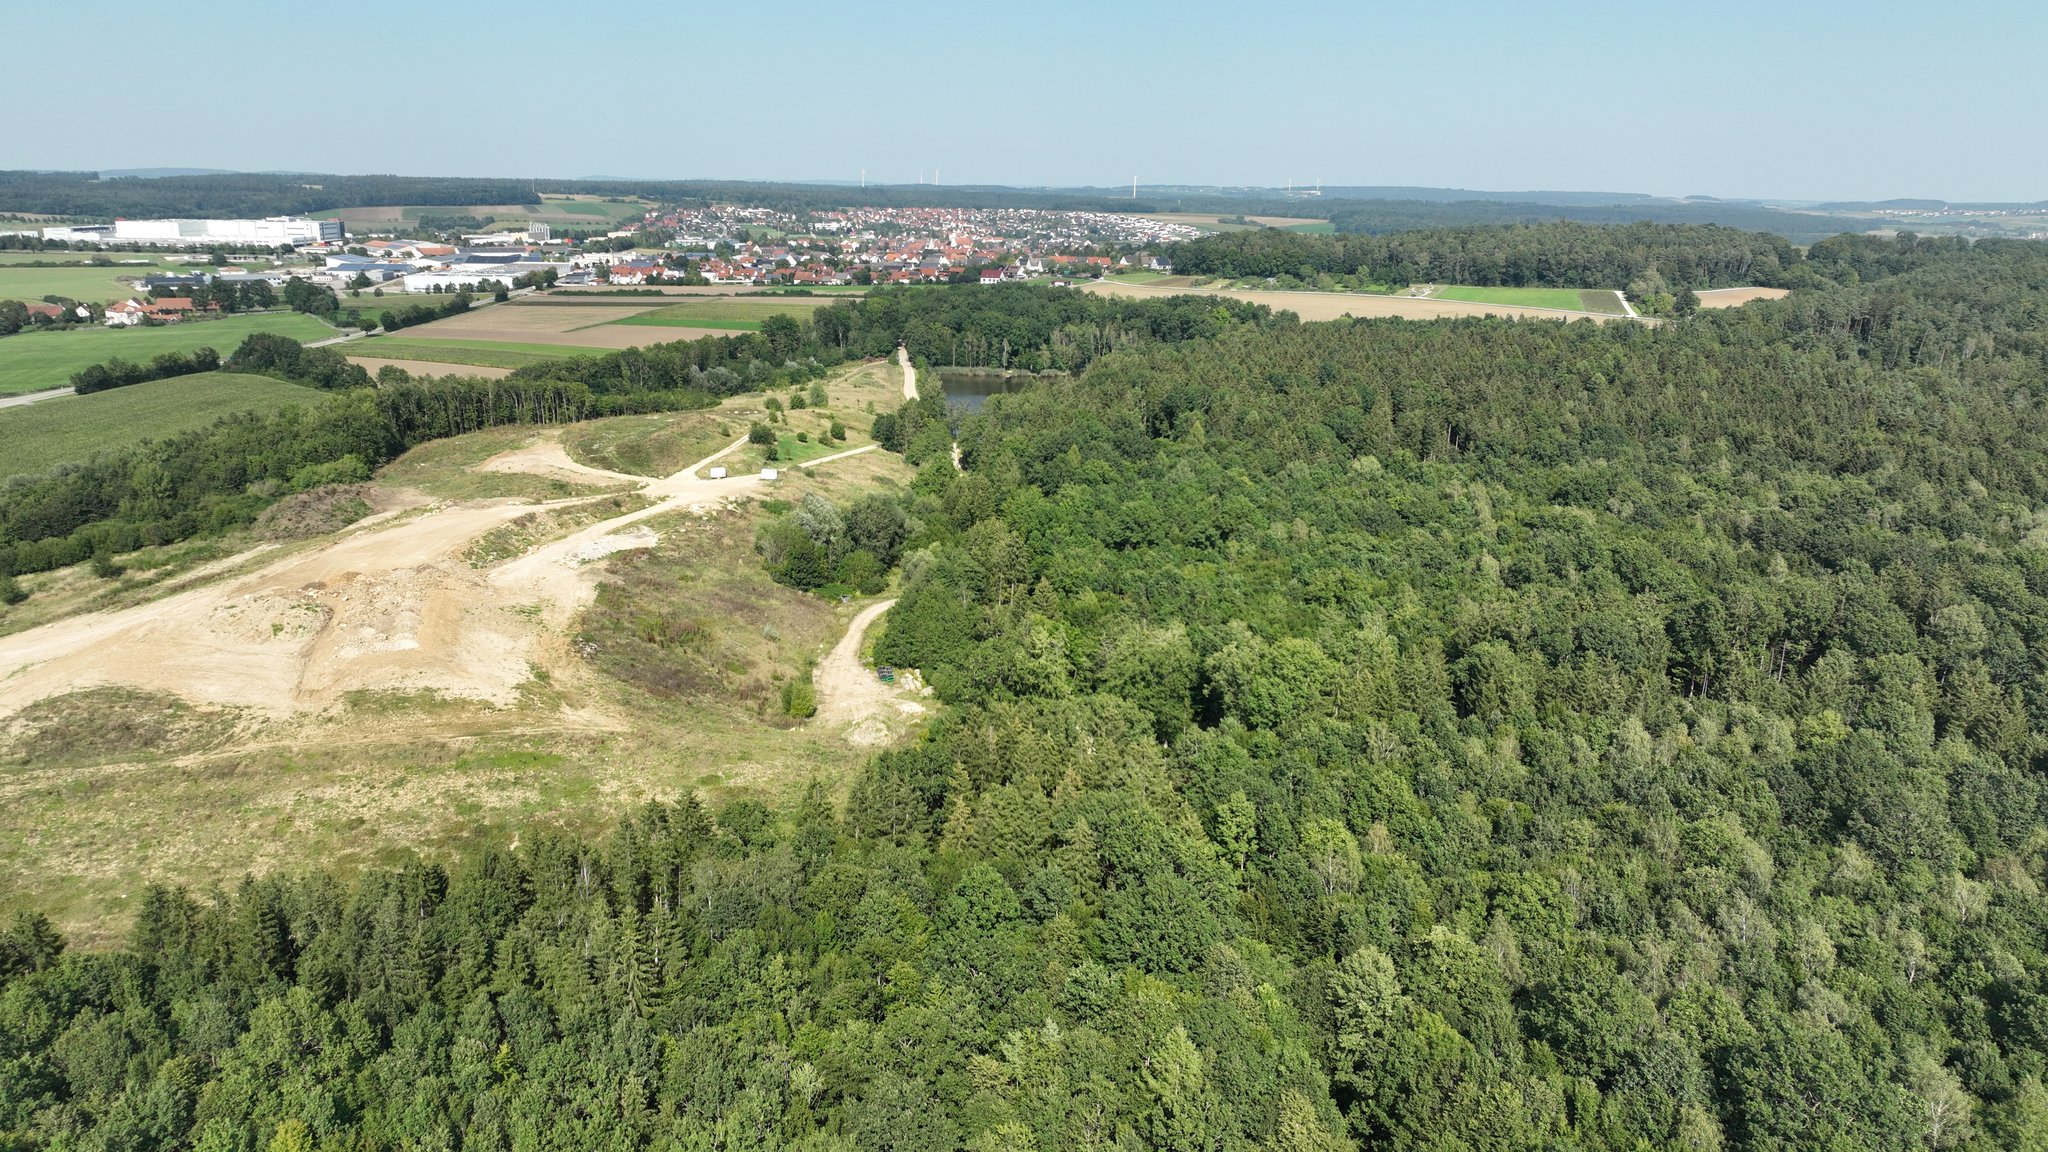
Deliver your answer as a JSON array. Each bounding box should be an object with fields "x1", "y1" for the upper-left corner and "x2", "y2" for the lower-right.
[
  {"x1": 461, "y1": 223, "x2": 551, "y2": 246},
  {"x1": 399, "y1": 261, "x2": 555, "y2": 294},
  {"x1": 49, "y1": 216, "x2": 345, "y2": 247}
]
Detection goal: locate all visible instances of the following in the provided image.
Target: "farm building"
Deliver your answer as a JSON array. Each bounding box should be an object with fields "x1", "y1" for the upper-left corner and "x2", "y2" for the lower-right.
[
  {"x1": 105, "y1": 297, "x2": 212, "y2": 326},
  {"x1": 137, "y1": 273, "x2": 212, "y2": 293}
]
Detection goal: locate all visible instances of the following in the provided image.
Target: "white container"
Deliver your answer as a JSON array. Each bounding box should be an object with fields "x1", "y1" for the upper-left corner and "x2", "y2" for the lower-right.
[
  {"x1": 760, "y1": 468, "x2": 779, "y2": 480},
  {"x1": 708, "y1": 466, "x2": 727, "y2": 479}
]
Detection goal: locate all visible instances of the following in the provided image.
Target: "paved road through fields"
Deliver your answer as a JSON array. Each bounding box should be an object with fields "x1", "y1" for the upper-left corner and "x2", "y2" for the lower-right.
[{"x1": 0, "y1": 387, "x2": 74, "y2": 410}]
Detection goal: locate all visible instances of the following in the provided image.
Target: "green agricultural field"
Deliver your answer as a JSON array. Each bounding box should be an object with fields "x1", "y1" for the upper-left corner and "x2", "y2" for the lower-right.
[
  {"x1": 349, "y1": 337, "x2": 607, "y2": 370},
  {"x1": 609, "y1": 297, "x2": 825, "y2": 330},
  {"x1": 1281, "y1": 221, "x2": 1337, "y2": 234},
  {"x1": 0, "y1": 312, "x2": 338, "y2": 395},
  {"x1": 0, "y1": 264, "x2": 161, "y2": 306},
  {"x1": 1432, "y1": 285, "x2": 1627, "y2": 313},
  {"x1": 534, "y1": 195, "x2": 651, "y2": 221},
  {"x1": 0, "y1": 373, "x2": 317, "y2": 477},
  {"x1": 326, "y1": 197, "x2": 651, "y2": 230}
]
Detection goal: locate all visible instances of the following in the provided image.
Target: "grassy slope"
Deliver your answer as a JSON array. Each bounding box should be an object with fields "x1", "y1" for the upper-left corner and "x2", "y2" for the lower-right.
[
  {"x1": 0, "y1": 373, "x2": 317, "y2": 477},
  {"x1": 0, "y1": 313, "x2": 338, "y2": 395}
]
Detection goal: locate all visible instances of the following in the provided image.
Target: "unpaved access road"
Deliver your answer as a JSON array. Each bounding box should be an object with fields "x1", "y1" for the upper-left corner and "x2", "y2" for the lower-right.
[
  {"x1": 0, "y1": 436, "x2": 878, "y2": 719},
  {"x1": 899, "y1": 345, "x2": 916, "y2": 400},
  {"x1": 811, "y1": 597, "x2": 925, "y2": 746}
]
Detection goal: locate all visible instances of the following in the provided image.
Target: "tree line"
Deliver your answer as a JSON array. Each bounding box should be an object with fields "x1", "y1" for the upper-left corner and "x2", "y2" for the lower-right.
[
  {"x1": 70, "y1": 347, "x2": 220, "y2": 394},
  {"x1": 1166, "y1": 221, "x2": 1806, "y2": 291}
]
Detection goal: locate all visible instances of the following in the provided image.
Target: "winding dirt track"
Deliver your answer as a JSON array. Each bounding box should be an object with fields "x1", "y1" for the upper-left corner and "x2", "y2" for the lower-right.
[
  {"x1": 0, "y1": 438, "x2": 876, "y2": 718},
  {"x1": 810, "y1": 597, "x2": 924, "y2": 745}
]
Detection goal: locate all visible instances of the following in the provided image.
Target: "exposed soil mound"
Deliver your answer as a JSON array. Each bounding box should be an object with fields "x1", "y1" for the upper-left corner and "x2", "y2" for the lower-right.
[
  {"x1": 253, "y1": 484, "x2": 374, "y2": 540},
  {"x1": 1, "y1": 686, "x2": 240, "y2": 766}
]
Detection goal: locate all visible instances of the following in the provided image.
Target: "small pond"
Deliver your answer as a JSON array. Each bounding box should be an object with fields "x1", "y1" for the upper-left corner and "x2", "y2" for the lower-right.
[{"x1": 936, "y1": 370, "x2": 1060, "y2": 413}]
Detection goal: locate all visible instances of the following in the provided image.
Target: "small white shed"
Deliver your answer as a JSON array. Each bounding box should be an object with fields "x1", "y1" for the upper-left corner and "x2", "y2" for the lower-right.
[
  {"x1": 760, "y1": 468, "x2": 780, "y2": 481},
  {"x1": 708, "y1": 466, "x2": 727, "y2": 479}
]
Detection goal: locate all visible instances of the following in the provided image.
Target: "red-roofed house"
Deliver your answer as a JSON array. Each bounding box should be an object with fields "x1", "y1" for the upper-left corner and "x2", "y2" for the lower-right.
[
  {"x1": 607, "y1": 263, "x2": 664, "y2": 285},
  {"x1": 105, "y1": 299, "x2": 148, "y2": 326}
]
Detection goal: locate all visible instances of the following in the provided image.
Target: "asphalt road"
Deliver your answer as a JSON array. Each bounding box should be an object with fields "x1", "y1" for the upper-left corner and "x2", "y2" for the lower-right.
[{"x1": 0, "y1": 387, "x2": 74, "y2": 410}]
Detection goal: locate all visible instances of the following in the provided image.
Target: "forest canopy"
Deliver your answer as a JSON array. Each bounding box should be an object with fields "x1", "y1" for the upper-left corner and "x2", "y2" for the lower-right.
[
  {"x1": 5, "y1": 230, "x2": 2048, "y2": 1150},
  {"x1": 1164, "y1": 221, "x2": 1806, "y2": 291}
]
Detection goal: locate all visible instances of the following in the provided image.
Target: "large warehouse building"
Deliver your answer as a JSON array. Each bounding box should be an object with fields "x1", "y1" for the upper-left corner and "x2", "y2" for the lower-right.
[{"x1": 46, "y1": 216, "x2": 344, "y2": 247}]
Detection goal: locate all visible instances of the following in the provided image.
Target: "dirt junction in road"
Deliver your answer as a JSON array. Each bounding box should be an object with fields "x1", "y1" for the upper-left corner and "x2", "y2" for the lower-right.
[{"x1": 0, "y1": 433, "x2": 881, "y2": 723}]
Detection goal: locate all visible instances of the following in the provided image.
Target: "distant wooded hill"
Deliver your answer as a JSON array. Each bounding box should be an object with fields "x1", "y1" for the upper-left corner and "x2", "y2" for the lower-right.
[{"x1": 15, "y1": 171, "x2": 2035, "y2": 246}]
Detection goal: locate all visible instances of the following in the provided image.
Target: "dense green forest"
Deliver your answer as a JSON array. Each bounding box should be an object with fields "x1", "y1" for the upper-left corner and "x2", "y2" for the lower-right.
[
  {"x1": 1165, "y1": 223, "x2": 1805, "y2": 293},
  {"x1": 1322, "y1": 201, "x2": 1838, "y2": 245},
  {"x1": 7, "y1": 232, "x2": 2048, "y2": 1150}
]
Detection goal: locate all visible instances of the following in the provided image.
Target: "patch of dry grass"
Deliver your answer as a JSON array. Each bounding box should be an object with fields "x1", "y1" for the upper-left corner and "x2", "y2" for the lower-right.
[
  {"x1": 462, "y1": 492, "x2": 654, "y2": 567},
  {"x1": 376, "y1": 426, "x2": 636, "y2": 501},
  {"x1": 253, "y1": 484, "x2": 375, "y2": 540},
  {"x1": 2, "y1": 687, "x2": 241, "y2": 768}
]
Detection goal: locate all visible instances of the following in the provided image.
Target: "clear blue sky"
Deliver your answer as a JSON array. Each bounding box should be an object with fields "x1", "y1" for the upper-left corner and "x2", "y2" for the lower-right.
[{"x1": 9, "y1": 0, "x2": 2044, "y2": 202}]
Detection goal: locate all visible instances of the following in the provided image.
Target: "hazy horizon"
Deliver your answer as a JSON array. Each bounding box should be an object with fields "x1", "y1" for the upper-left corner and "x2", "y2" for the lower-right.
[{"x1": 8, "y1": 0, "x2": 2044, "y2": 203}]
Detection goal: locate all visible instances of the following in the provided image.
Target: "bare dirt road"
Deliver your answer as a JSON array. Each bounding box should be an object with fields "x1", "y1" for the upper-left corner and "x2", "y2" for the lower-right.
[
  {"x1": 899, "y1": 345, "x2": 916, "y2": 400},
  {"x1": 811, "y1": 597, "x2": 926, "y2": 746},
  {"x1": 0, "y1": 435, "x2": 878, "y2": 719}
]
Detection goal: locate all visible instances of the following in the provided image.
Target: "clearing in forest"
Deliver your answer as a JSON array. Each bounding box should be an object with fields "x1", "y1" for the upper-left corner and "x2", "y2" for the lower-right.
[
  {"x1": 1692, "y1": 286, "x2": 1792, "y2": 308},
  {"x1": 1431, "y1": 285, "x2": 1628, "y2": 314},
  {"x1": 0, "y1": 359, "x2": 918, "y2": 943}
]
